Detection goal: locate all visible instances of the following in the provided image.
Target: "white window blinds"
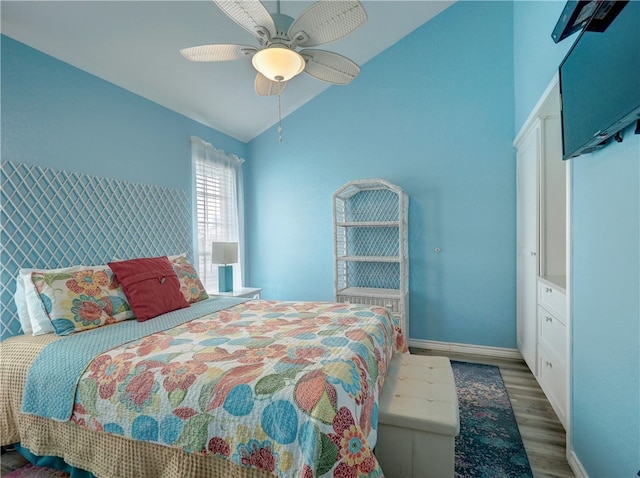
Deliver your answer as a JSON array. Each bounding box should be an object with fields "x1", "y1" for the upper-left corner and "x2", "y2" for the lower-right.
[{"x1": 191, "y1": 136, "x2": 245, "y2": 292}]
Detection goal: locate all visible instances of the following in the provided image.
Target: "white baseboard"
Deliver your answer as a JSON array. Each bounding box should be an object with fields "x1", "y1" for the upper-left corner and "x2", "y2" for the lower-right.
[
  {"x1": 408, "y1": 338, "x2": 523, "y2": 360},
  {"x1": 568, "y1": 450, "x2": 588, "y2": 478}
]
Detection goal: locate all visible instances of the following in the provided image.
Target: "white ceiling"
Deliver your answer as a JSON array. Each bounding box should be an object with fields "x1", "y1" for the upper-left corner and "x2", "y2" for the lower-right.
[{"x1": 1, "y1": 1, "x2": 454, "y2": 143}]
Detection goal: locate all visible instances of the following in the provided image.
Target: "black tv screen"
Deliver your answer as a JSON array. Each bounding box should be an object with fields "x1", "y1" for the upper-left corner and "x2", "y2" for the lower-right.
[{"x1": 559, "y1": 0, "x2": 640, "y2": 160}]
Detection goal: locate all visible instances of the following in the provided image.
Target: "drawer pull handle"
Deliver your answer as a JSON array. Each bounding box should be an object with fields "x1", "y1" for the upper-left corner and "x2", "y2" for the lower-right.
[
  {"x1": 545, "y1": 287, "x2": 553, "y2": 293},
  {"x1": 545, "y1": 361, "x2": 553, "y2": 368},
  {"x1": 546, "y1": 316, "x2": 553, "y2": 322}
]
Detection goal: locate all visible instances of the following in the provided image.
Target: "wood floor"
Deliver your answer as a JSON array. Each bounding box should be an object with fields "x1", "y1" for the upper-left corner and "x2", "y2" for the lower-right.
[
  {"x1": 411, "y1": 347, "x2": 575, "y2": 478},
  {"x1": 0, "y1": 446, "x2": 29, "y2": 476}
]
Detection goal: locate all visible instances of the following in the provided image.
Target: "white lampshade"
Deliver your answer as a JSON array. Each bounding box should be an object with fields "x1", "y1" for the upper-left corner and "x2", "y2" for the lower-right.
[
  {"x1": 252, "y1": 46, "x2": 305, "y2": 82},
  {"x1": 212, "y1": 242, "x2": 238, "y2": 265}
]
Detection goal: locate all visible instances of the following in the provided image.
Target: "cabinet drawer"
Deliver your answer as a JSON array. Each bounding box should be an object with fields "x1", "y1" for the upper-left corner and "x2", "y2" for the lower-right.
[
  {"x1": 538, "y1": 282, "x2": 566, "y2": 322},
  {"x1": 538, "y1": 306, "x2": 567, "y2": 360},
  {"x1": 538, "y1": 346, "x2": 567, "y2": 427},
  {"x1": 337, "y1": 295, "x2": 400, "y2": 313}
]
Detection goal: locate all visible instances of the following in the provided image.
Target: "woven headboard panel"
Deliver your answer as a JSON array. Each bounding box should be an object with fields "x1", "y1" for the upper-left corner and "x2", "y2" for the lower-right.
[{"x1": 0, "y1": 160, "x2": 192, "y2": 340}]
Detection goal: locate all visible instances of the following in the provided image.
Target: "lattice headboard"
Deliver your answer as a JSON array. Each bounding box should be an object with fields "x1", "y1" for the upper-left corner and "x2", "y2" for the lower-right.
[{"x1": 0, "y1": 161, "x2": 192, "y2": 340}]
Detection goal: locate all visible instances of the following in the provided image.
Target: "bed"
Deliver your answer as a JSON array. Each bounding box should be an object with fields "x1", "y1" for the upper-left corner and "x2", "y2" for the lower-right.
[
  {"x1": 0, "y1": 162, "x2": 406, "y2": 477},
  {"x1": 1, "y1": 294, "x2": 406, "y2": 478}
]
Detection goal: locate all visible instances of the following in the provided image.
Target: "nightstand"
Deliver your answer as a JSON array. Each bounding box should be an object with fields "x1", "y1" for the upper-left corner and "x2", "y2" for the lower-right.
[{"x1": 214, "y1": 287, "x2": 262, "y2": 299}]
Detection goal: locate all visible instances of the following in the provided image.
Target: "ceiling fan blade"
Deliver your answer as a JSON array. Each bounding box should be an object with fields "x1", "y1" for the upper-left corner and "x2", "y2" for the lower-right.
[
  {"x1": 288, "y1": 1, "x2": 367, "y2": 48},
  {"x1": 180, "y1": 44, "x2": 257, "y2": 62},
  {"x1": 255, "y1": 73, "x2": 287, "y2": 96},
  {"x1": 214, "y1": 0, "x2": 277, "y2": 42},
  {"x1": 300, "y1": 49, "x2": 360, "y2": 85}
]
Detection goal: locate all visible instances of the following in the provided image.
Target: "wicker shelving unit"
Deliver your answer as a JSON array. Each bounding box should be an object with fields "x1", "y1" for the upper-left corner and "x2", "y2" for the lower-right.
[{"x1": 333, "y1": 179, "x2": 409, "y2": 338}]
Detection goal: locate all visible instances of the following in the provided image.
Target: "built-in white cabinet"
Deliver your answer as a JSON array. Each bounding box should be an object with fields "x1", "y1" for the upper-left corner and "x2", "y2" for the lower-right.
[
  {"x1": 515, "y1": 75, "x2": 570, "y2": 429},
  {"x1": 537, "y1": 279, "x2": 567, "y2": 426},
  {"x1": 332, "y1": 179, "x2": 409, "y2": 339}
]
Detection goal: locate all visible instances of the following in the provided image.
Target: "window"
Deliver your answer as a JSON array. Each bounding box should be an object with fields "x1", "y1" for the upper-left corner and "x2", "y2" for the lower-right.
[{"x1": 191, "y1": 137, "x2": 244, "y2": 292}]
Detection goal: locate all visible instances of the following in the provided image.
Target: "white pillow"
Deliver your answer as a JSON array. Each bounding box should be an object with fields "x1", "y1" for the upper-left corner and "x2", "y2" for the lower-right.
[
  {"x1": 19, "y1": 269, "x2": 55, "y2": 335},
  {"x1": 14, "y1": 274, "x2": 32, "y2": 334}
]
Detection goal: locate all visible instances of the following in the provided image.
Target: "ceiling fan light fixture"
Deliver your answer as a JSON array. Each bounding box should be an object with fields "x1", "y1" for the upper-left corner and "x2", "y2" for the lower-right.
[{"x1": 252, "y1": 46, "x2": 305, "y2": 82}]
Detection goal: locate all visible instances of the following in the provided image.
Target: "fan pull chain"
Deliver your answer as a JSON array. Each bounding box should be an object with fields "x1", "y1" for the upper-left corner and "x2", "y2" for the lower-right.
[{"x1": 277, "y1": 91, "x2": 283, "y2": 142}]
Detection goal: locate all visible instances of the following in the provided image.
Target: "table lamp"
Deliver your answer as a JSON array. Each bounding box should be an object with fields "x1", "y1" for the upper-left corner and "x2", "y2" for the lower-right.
[{"x1": 212, "y1": 242, "x2": 238, "y2": 292}]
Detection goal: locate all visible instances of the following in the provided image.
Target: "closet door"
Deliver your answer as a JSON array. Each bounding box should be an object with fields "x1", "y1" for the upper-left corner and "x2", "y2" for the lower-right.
[{"x1": 516, "y1": 121, "x2": 540, "y2": 375}]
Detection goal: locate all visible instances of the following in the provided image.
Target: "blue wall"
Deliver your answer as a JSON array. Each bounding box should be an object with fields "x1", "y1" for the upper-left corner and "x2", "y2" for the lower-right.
[
  {"x1": 513, "y1": 2, "x2": 640, "y2": 476},
  {"x1": 1, "y1": 35, "x2": 246, "y2": 191},
  {"x1": 245, "y1": 1, "x2": 516, "y2": 348},
  {"x1": 572, "y1": 125, "x2": 639, "y2": 477},
  {"x1": 513, "y1": 0, "x2": 574, "y2": 132}
]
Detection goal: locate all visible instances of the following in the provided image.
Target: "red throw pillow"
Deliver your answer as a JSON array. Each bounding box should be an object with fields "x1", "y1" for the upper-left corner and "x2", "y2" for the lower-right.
[{"x1": 108, "y1": 256, "x2": 189, "y2": 322}]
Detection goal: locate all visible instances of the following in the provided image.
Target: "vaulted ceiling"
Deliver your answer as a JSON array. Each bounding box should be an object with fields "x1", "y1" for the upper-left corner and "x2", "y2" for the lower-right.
[{"x1": 1, "y1": 1, "x2": 454, "y2": 142}]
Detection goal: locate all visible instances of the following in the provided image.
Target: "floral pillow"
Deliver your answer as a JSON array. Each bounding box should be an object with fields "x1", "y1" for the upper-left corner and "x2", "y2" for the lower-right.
[
  {"x1": 169, "y1": 253, "x2": 209, "y2": 303},
  {"x1": 18, "y1": 265, "x2": 87, "y2": 336},
  {"x1": 31, "y1": 266, "x2": 135, "y2": 335}
]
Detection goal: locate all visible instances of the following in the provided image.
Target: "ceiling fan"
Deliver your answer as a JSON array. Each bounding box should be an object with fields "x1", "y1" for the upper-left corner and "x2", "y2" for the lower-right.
[{"x1": 180, "y1": 0, "x2": 367, "y2": 96}]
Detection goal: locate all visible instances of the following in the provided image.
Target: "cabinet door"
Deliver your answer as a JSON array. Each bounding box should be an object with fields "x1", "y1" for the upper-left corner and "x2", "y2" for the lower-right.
[
  {"x1": 538, "y1": 345, "x2": 567, "y2": 427},
  {"x1": 538, "y1": 305, "x2": 567, "y2": 359},
  {"x1": 516, "y1": 123, "x2": 540, "y2": 375}
]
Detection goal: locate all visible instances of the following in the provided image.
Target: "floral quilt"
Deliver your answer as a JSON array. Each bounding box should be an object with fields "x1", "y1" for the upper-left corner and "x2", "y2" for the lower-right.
[{"x1": 71, "y1": 300, "x2": 406, "y2": 478}]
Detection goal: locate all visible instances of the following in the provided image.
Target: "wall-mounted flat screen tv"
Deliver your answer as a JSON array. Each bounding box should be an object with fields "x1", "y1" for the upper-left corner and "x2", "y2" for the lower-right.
[{"x1": 559, "y1": 0, "x2": 640, "y2": 160}]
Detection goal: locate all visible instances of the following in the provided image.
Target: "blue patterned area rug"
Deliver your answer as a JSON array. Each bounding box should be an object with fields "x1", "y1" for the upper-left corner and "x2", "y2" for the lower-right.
[{"x1": 452, "y1": 361, "x2": 533, "y2": 478}]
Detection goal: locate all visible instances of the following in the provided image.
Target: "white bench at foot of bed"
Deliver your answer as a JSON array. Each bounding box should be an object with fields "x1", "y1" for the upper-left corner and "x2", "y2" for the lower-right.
[{"x1": 376, "y1": 353, "x2": 460, "y2": 478}]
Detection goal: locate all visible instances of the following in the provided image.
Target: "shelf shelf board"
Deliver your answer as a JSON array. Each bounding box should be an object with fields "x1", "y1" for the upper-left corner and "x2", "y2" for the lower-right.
[
  {"x1": 336, "y1": 256, "x2": 400, "y2": 262},
  {"x1": 337, "y1": 287, "x2": 401, "y2": 298},
  {"x1": 336, "y1": 221, "x2": 399, "y2": 227}
]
